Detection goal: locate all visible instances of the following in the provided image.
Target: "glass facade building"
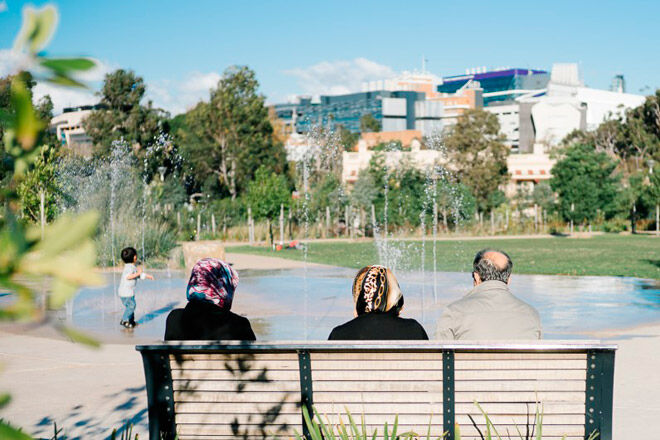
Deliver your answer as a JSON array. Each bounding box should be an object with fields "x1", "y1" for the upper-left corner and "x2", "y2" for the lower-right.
[
  {"x1": 280, "y1": 91, "x2": 427, "y2": 134},
  {"x1": 437, "y1": 68, "x2": 549, "y2": 106}
]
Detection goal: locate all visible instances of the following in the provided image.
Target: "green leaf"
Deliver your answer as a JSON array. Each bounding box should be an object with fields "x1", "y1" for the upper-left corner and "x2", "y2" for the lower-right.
[
  {"x1": 32, "y1": 211, "x2": 99, "y2": 257},
  {"x1": 454, "y1": 422, "x2": 461, "y2": 440},
  {"x1": 13, "y1": 5, "x2": 58, "y2": 54},
  {"x1": 0, "y1": 420, "x2": 33, "y2": 440},
  {"x1": 0, "y1": 393, "x2": 12, "y2": 408},
  {"x1": 45, "y1": 73, "x2": 87, "y2": 89},
  {"x1": 10, "y1": 78, "x2": 43, "y2": 152},
  {"x1": 40, "y1": 58, "x2": 95, "y2": 73},
  {"x1": 58, "y1": 325, "x2": 100, "y2": 348},
  {"x1": 48, "y1": 278, "x2": 77, "y2": 310}
]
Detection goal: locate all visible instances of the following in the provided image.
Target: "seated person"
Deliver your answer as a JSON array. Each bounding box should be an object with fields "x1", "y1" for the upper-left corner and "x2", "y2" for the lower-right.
[
  {"x1": 328, "y1": 265, "x2": 428, "y2": 340},
  {"x1": 165, "y1": 258, "x2": 256, "y2": 341},
  {"x1": 436, "y1": 249, "x2": 541, "y2": 340}
]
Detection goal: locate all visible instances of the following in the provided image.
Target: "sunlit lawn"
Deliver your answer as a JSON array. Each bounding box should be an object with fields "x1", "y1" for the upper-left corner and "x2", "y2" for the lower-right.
[{"x1": 228, "y1": 234, "x2": 660, "y2": 279}]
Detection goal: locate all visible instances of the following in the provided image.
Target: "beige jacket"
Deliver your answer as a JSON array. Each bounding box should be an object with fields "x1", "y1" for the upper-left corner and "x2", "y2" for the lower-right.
[{"x1": 436, "y1": 280, "x2": 542, "y2": 340}]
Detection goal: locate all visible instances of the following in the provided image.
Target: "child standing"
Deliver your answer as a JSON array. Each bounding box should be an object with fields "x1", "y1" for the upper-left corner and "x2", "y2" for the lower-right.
[{"x1": 118, "y1": 247, "x2": 154, "y2": 328}]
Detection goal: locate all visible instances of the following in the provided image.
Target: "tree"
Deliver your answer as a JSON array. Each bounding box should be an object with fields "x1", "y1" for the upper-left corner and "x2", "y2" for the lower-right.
[
  {"x1": 245, "y1": 165, "x2": 290, "y2": 242},
  {"x1": 360, "y1": 113, "x2": 381, "y2": 132},
  {"x1": 83, "y1": 69, "x2": 167, "y2": 156},
  {"x1": 550, "y1": 144, "x2": 620, "y2": 225},
  {"x1": 17, "y1": 145, "x2": 60, "y2": 222},
  {"x1": 443, "y1": 109, "x2": 509, "y2": 213},
  {"x1": 532, "y1": 182, "x2": 555, "y2": 213},
  {"x1": 336, "y1": 124, "x2": 359, "y2": 151},
  {"x1": 180, "y1": 66, "x2": 288, "y2": 199}
]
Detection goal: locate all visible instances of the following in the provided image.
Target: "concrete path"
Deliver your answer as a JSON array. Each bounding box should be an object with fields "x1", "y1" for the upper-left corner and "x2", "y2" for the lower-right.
[
  {"x1": 0, "y1": 331, "x2": 149, "y2": 439},
  {"x1": 225, "y1": 251, "x2": 331, "y2": 270},
  {"x1": 0, "y1": 323, "x2": 658, "y2": 439}
]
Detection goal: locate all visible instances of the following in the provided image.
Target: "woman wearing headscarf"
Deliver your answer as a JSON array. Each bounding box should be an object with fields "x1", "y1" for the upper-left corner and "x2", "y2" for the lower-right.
[
  {"x1": 164, "y1": 258, "x2": 256, "y2": 341},
  {"x1": 328, "y1": 265, "x2": 428, "y2": 340}
]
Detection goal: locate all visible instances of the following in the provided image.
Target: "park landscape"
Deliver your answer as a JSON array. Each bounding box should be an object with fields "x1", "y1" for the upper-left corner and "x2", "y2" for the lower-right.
[{"x1": 0, "y1": 2, "x2": 659, "y2": 440}]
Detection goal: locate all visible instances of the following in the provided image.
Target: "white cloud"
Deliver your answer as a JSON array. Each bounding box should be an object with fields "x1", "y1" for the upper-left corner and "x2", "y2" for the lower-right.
[
  {"x1": 0, "y1": 48, "x2": 31, "y2": 77},
  {"x1": 147, "y1": 71, "x2": 221, "y2": 115},
  {"x1": 0, "y1": 49, "x2": 115, "y2": 114},
  {"x1": 285, "y1": 57, "x2": 396, "y2": 96},
  {"x1": 33, "y1": 81, "x2": 97, "y2": 113},
  {"x1": 31, "y1": 59, "x2": 115, "y2": 114}
]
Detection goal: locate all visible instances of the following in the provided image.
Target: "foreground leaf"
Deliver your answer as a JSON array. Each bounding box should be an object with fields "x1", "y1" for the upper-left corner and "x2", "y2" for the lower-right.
[
  {"x1": 58, "y1": 325, "x2": 100, "y2": 348},
  {"x1": 0, "y1": 420, "x2": 33, "y2": 440},
  {"x1": 10, "y1": 79, "x2": 43, "y2": 152},
  {"x1": 40, "y1": 58, "x2": 95, "y2": 73},
  {"x1": 13, "y1": 5, "x2": 58, "y2": 54}
]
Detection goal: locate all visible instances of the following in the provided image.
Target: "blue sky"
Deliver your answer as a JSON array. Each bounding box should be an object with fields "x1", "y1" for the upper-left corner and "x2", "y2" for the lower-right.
[{"x1": 1, "y1": 0, "x2": 659, "y2": 114}]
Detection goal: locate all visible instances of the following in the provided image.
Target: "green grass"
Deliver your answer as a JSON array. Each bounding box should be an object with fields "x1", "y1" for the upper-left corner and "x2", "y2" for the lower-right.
[{"x1": 228, "y1": 234, "x2": 660, "y2": 279}]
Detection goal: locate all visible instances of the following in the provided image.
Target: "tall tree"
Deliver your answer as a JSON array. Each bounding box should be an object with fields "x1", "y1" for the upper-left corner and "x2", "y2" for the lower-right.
[
  {"x1": 550, "y1": 144, "x2": 620, "y2": 225},
  {"x1": 245, "y1": 165, "x2": 290, "y2": 243},
  {"x1": 83, "y1": 69, "x2": 167, "y2": 156},
  {"x1": 443, "y1": 109, "x2": 509, "y2": 213},
  {"x1": 181, "y1": 66, "x2": 287, "y2": 199},
  {"x1": 360, "y1": 113, "x2": 381, "y2": 132}
]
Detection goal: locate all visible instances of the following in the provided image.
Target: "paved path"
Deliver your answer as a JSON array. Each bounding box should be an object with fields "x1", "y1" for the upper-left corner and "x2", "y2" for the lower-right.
[
  {"x1": 0, "y1": 330, "x2": 148, "y2": 439},
  {"x1": 225, "y1": 251, "x2": 331, "y2": 270}
]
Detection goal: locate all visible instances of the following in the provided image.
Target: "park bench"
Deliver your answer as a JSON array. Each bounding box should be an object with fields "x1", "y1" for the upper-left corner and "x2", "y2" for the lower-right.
[{"x1": 136, "y1": 341, "x2": 616, "y2": 440}]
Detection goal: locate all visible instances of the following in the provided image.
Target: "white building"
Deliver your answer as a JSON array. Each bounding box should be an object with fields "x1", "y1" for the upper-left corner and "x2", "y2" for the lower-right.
[{"x1": 49, "y1": 106, "x2": 97, "y2": 156}]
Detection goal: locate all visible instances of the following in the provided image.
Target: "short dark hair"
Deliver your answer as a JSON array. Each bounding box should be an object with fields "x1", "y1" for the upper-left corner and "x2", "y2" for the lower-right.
[
  {"x1": 473, "y1": 249, "x2": 513, "y2": 283},
  {"x1": 121, "y1": 247, "x2": 137, "y2": 264}
]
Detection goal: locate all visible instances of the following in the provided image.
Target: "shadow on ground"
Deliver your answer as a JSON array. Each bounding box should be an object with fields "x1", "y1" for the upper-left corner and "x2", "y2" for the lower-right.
[{"x1": 31, "y1": 385, "x2": 147, "y2": 440}]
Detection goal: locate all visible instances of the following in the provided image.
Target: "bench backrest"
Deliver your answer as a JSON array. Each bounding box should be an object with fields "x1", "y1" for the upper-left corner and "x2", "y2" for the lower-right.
[{"x1": 136, "y1": 341, "x2": 616, "y2": 440}]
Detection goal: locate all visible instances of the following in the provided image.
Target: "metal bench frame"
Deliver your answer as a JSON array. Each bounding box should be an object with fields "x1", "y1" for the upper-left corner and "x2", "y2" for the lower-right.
[{"x1": 136, "y1": 341, "x2": 616, "y2": 440}]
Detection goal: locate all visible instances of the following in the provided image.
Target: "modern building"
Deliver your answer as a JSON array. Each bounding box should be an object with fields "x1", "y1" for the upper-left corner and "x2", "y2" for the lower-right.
[
  {"x1": 293, "y1": 90, "x2": 433, "y2": 134},
  {"x1": 523, "y1": 64, "x2": 645, "y2": 146},
  {"x1": 438, "y1": 67, "x2": 549, "y2": 106},
  {"x1": 49, "y1": 105, "x2": 101, "y2": 156}
]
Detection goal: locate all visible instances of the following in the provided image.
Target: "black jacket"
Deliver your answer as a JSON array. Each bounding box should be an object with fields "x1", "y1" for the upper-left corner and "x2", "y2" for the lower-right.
[
  {"x1": 164, "y1": 300, "x2": 256, "y2": 341},
  {"x1": 328, "y1": 311, "x2": 429, "y2": 340}
]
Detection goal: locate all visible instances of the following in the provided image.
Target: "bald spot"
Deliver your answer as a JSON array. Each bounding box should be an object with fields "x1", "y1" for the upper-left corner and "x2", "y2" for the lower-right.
[{"x1": 483, "y1": 251, "x2": 509, "y2": 270}]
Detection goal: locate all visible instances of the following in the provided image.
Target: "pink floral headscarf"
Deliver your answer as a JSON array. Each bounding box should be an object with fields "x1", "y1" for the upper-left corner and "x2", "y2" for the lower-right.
[{"x1": 186, "y1": 258, "x2": 239, "y2": 311}]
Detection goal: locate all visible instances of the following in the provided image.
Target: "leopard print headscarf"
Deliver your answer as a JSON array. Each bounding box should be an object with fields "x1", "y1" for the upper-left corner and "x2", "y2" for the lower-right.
[{"x1": 352, "y1": 265, "x2": 404, "y2": 316}]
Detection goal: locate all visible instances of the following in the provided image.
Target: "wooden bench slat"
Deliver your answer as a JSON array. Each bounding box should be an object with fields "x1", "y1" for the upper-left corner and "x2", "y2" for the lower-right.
[
  {"x1": 455, "y1": 391, "x2": 586, "y2": 403},
  {"x1": 311, "y1": 370, "x2": 444, "y2": 381},
  {"x1": 311, "y1": 352, "x2": 444, "y2": 360},
  {"x1": 176, "y1": 412, "x2": 301, "y2": 425},
  {"x1": 455, "y1": 359, "x2": 586, "y2": 370},
  {"x1": 174, "y1": 401, "x2": 301, "y2": 414},
  {"x1": 457, "y1": 369, "x2": 586, "y2": 380},
  {"x1": 455, "y1": 352, "x2": 587, "y2": 360},
  {"x1": 455, "y1": 402, "x2": 585, "y2": 414},
  {"x1": 310, "y1": 359, "x2": 443, "y2": 370},
  {"x1": 171, "y1": 353, "x2": 299, "y2": 361},
  {"x1": 455, "y1": 379, "x2": 586, "y2": 392},
  {"x1": 313, "y1": 381, "x2": 443, "y2": 392},
  {"x1": 454, "y1": 413, "x2": 584, "y2": 425},
  {"x1": 171, "y1": 369, "x2": 300, "y2": 381},
  {"x1": 172, "y1": 380, "x2": 299, "y2": 393},
  {"x1": 313, "y1": 390, "x2": 444, "y2": 403},
  {"x1": 177, "y1": 423, "x2": 301, "y2": 437}
]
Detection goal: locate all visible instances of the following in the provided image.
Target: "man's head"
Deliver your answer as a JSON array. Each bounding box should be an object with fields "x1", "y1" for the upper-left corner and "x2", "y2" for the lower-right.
[
  {"x1": 121, "y1": 247, "x2": 137, "y2": 264},
  {"x1": 472, "y1": 249, "x2": 513, "y2": 286}
]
